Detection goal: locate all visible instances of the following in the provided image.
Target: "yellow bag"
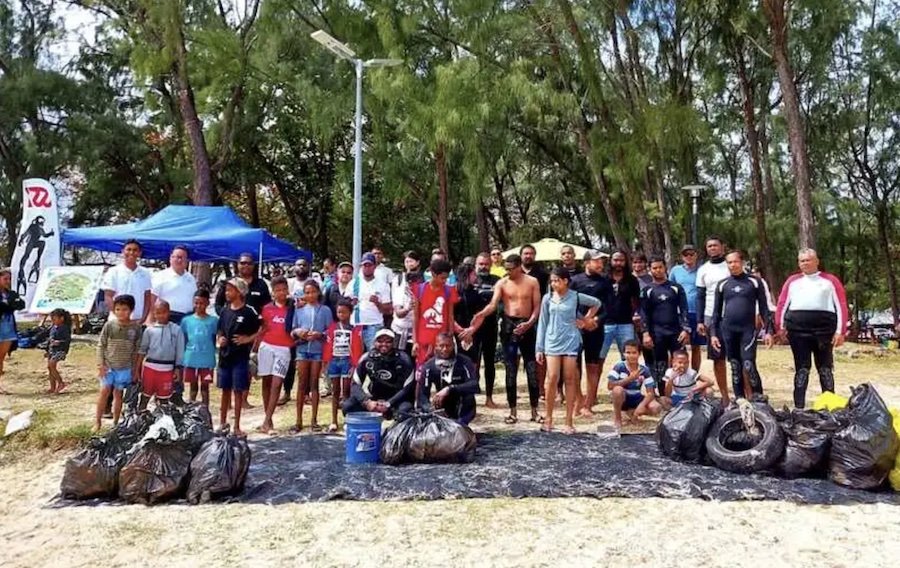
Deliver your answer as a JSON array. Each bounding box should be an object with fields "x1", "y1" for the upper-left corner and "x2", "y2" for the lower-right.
[
  {"x1": 889, "y1": 410, "x2": 900, "y2": 491},
  {"x1": 811, "y1": 391, "x2": 849, "y2": 412}
]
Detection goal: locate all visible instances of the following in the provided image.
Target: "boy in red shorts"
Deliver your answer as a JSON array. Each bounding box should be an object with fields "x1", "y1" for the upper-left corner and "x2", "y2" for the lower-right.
[
  {"x1": 137, "y1": 300, "x2": 185, "y2": 409},
  {"x1": 180, "y1": 289, "x2": 218, "y2": 407}
]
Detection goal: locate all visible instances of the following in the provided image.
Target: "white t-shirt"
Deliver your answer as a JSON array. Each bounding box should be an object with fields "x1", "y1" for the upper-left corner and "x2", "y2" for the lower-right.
[
  {"x1": 346, "y1": 276, "x2": 391, "y2": 326},
  {"x1": 665, "y1": 368, "x2": 699, "y2": 397},
  {"x1": 290, "y1": 274, "x2": 323, "y2": 298},
  {"x1": 696, "y1": 260, "x2": 730, "y2": 318},
  {"x1": 375, "y1": 264, "x2": 394, "y2": 288},
  {"x1": 391, "y1": 280, "x2": 414, "y2": 332},
  {"x1": 151, "y1": 267, "x2": 197, "y2": 314},
  {"x1": 102, "y1": 263, "x2": 153, "y2": 321}
]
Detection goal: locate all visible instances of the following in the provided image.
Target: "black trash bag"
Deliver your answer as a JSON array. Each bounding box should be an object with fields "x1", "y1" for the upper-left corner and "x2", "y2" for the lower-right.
[
  {"x1": 656, "y1": 398, "x2": 720, "y2": 462},
  {"x1": 123, "y1": 381, "x2": 142, "y2": 416},
  {"x1": 179, "y1": 403, "x2": 214, "y2": 452},
  {"x1": 186, "y1": 434, "x2": 251, "y2": 504},
  {"x1": 60, "y1": 437, "x2": 124, "y2": 499},
  {"x1": 380, "y1": 412, "x2": 477, "y2": 465},
  {"x1": 108, "y1": 412, "x2": 154, "y2": 449},
  {"x1": 829, "y1": 384, "x2": 900, "y2": 490},
  {"x1": 774, "y1": 408, "x2": 846, "y2": 479},
  {"x1": 706, "y1": 404, "x2": 786, "y2": 474},
  {"x1": 118, "y1": 436, "x2": 193, "y2": 504}
]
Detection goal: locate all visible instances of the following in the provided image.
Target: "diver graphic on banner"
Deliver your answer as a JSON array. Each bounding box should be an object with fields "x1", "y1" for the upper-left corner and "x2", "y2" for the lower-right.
[{"x1": 10, "y1": 178, "x2": 62, "y2": 312}]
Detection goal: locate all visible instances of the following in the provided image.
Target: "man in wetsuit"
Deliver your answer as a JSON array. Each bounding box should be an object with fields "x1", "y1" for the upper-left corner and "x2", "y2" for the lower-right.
[
  {"x1": 710, "y1": 251, "x2": 774, "y2": 399},
  {"x1": 639, "y1": 256, "x2": 690, "y2": 388},
  {"x1": 342, "y1": 329, "x2": 416, "y2": 419},
  {"x1": 775, "y1": 248, "x2": 849, "y2": 408},
  {"x1": 417, "y1": 333, "x2": 479, "y2": 425},
  {"x1": 571, "y1": 250, "x2": 609, "y2": 415},
  {"x1": 696, "y1": 236, "x2": 732, "y2": 404},
  {"x1": 469, "y1": 253, "x2": 500, "y2": 407},
  {"x1": 472, "y1": 254, "x2": 541, "y2": 424}
]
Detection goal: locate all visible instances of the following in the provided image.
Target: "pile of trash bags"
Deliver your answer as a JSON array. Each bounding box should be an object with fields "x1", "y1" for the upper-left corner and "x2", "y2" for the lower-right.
[
  {"x1": 60, "y1": 403, "x2": 251, "y2": 505},
  {"x1": 656, "y1": 383, "x2": 900, "y2": 491},
  {"x1": 380, "y1": 411, "x2": 477, "y2": 465}
]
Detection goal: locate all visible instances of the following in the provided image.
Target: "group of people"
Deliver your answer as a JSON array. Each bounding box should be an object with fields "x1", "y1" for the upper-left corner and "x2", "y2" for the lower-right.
[{"x1": 0, "y1": 234, "x2": 850, "y2": 438}]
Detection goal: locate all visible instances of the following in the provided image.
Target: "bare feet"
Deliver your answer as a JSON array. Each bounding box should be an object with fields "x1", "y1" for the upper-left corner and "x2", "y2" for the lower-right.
[
  {"x1": 56, "y1": 383, "x2": 69, "y2": 394},
  {"x1": 92, "y1": 423, "x2": 101, "y2": 433},
  {"x1": 45, "y1": 387, "x2": 56, "y2": 394},
  {"x1": 242, "y1": 400, "x2": 254, "y2": 410},
  {"x1": 578, "y1": 407, "x2": 594, "y2": 418},
  {"x1": 233, "y1": 429, "x2": 247, "y2": 438},
  {"x1": 485, "y1": 398, "x2": 498, "y2": 409},
  {"x1": 540, "y1": 423, "x2": 553, "y2": 433},
  {"x1": 562, "y1": 425, "x2": 576, "y2": 435}
]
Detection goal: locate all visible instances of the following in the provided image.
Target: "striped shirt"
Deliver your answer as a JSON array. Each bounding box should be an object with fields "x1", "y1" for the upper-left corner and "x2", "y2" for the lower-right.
[{"x1": 98, "y1": 319, "x2": 142, "y2": 369}]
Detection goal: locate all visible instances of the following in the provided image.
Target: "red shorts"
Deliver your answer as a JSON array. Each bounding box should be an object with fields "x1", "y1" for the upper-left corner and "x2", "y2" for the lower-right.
[
  {"x1": 142, "y1": 366, "x2": 174, "y2": 399},
  {"x1": 183, "y1": 368, "x2": 214, "y2": 385}
]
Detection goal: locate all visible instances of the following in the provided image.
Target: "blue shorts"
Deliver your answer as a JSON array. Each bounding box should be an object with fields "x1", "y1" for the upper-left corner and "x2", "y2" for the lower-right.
[
  {"x1": 102, "y1": 367, "x2": 132, "y2": 390},
  {"x1": 688, "y1": 313, "x2": 706, "y2": 346},
  {"x1": 218, "y1": 359, "x2": 251, "y2": 392},
  {"x1": 670, "y1": 393, "x2": 688, "y2": 405},
  {"x1": 359, "y1": 324, "x2": 382, "y2": 351},
  {"x1": 623, "y1": 392, "x2": 645, "y2": 410},
  {"x1": 327, "y1": 357, "x2": 352, "y2": 378},
  {"x1": 296, "y1": 351, "x2": 323, "y2": 362},
  {"x1": 0, "y1": 316, "x2": 16, "y2": 342}
]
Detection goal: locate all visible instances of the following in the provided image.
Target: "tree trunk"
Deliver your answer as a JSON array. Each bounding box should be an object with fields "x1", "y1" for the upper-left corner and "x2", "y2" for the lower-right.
[
  {"x1": 246, "y1": 181, "x2": 260, "y2": 227},
  {"x1": 757, "y1": 90, "x2": 778, "y2": 213},
  {"x1": 874, "y1": 204, "x2": 900, "y2": 326},
  {"x1": 172, "y1": 19, "x2": 215, "y2": 207},
  {"x1": 435, "y1": 142, "x2": 450, "y2": 255},
  {"x1": 475, "y1": 198, "x2": 490, "y2": 253},
  {"x1": 735, "y1": 46, "x2": 776, "y2": 283},
  {"x1": 763, "y1": 0, "x2": 816, "y2": 249},
  {"x1": 577, "y1": 128, "x2": 629, "y2": 250}
]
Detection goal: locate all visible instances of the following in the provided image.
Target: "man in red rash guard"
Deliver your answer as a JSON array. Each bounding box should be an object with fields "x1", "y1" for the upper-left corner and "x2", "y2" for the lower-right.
[{"x1": 775, "y1": 248, "x2": 849, "y2": 408}]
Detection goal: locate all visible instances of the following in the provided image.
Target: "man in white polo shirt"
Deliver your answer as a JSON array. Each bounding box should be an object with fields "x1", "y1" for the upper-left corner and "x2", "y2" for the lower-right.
[
  {"x1": 100, "y1": 239, "x2": 152, "y2": 417},
  {"x1": 147, "y1": 245, "x2": 197, "y2": 325}
]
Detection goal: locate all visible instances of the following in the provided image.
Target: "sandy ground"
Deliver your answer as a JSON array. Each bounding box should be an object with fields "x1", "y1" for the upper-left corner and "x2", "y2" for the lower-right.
[{"x1": 1, "y1": 343, "x2": 900, "y2": 567}]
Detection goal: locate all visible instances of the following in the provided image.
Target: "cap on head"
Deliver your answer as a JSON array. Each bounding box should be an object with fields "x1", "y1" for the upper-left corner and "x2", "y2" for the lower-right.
[
  {"x1": 374, "y1": 328, "x2": 396, "y2": 341},
  {"x1": 681, "y1": 244, "x2": 697, "y2": 254},
  {"x1": 227, "y1": 277, "x2": 249, "y2": 297},
  {"x1": 338, "y1": 261, "x2": 353, "y2": 270},
  {"x1": 589, "y1": 249, "x2": 609, "y2": 260},
  {"x1": 361, "y1": 253, "x2": 377, "y2": 265}
]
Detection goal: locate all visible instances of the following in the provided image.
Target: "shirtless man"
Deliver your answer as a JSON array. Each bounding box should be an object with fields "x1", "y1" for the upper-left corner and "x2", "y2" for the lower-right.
[{"x1": 472, "y1": 254, "x2": 541, "y2": 423}]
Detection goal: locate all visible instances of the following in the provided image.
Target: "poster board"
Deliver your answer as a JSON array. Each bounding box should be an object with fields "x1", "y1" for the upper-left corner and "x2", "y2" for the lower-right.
[{"x1": 28, "y1": 266, "x2": 105, "y2": 315}]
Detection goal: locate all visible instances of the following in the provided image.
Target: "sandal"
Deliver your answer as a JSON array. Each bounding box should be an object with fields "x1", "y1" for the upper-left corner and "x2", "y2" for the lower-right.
[
  {"x1": 531, "y1": 415, "x2": 545, "y2": 424},
  {"x1": 540, "y1": 424, "x2": 553, "y2": 433},
  {"x1": 327, "y1": 423, "x2": 339, "y2": 433},
  {"x1": 288, "y1": 424, "x2": 303, "y2": 434},
  {"x1": 503, "y1": 415, "x2": 518, "y2": 425},
  {"x1": 310, "y1": 423, "x2": 323, "y2": 433}
]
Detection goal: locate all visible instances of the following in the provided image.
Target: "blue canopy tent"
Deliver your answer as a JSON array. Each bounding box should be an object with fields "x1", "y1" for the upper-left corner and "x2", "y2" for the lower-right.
[{"x1": 62, "y1": 205, "x2": 311, "y2": 263}]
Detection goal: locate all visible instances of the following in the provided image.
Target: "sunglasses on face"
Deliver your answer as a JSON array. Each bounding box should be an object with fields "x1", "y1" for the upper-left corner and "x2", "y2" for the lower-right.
[{"x1": 238, "y1": 261, "x2": 252, "y2": 265}]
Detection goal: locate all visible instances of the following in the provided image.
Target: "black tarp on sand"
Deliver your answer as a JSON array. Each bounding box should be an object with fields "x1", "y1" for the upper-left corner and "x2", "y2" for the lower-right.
[{"x1": 241, "y1": 432, "x2": 900, "y2": 505}]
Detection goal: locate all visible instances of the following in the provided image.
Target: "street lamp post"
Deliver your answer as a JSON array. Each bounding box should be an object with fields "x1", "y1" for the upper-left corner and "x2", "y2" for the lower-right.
[
  {"x1": 682, "y1": 185, "x2": 705, "y2": 246},
  {"x1": 311, "y1": 30, "x2": 401, "y2": 267}
]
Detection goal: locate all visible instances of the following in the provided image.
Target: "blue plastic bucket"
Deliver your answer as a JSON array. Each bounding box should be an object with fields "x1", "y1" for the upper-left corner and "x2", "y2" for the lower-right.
[{"x1": 345, "y1": 412, "x2": 383, "y2": 464}]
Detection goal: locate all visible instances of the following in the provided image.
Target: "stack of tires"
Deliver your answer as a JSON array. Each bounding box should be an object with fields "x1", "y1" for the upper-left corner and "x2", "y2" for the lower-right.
[{"x1": 656, "y1": 384, "x2": 900, "y2": 491}]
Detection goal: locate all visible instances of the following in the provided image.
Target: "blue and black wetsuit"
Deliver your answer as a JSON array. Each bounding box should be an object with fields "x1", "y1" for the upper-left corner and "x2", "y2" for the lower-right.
[
  {"x1": 417, "y1": 354, "x2": 479, "y2": 425},
  {"x1": 711, "y1": 273, "x2": 773, "y2": 398},
  {"x1": 639, "y1": 280, "x2": 690, "y2": 384}
]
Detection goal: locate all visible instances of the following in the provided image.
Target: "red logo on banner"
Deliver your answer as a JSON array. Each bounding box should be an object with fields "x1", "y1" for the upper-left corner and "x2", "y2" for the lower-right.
[{"x1": 26, "y1": 186, "x2": 52, "y2": 208}]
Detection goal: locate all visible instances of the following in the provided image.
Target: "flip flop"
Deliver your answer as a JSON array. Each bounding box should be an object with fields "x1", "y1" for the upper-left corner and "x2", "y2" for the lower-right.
[
  {"x1": 562, "y1": 426, "x2": 576, "y2": 435},
  {"x1": 503, "y1": 415, "x2": 518, "y2": 425},
  {"x1": 327, "y1": 423, "x2": 339, "y2": 433},
  {"x1": 288, "y1": 424, "x2": 303, "y2": 434},
  {"x1": 530, "y1": 415, "x2": 545, "y2": 424},
  {"x1": 540, "y1": 424, "x2": 553, "y2": 433},
  {"x1": 310, "y1": 423, "x2": 323, "y2": 433}
]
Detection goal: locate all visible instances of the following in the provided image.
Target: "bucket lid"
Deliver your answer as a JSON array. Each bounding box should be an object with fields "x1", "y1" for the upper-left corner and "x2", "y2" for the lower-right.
[{"x1": 344, "y1": 411, "x2": 384, "y2": 424}]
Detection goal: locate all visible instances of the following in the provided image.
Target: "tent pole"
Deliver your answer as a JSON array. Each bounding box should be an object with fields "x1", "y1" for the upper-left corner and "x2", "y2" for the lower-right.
[{"x1": 258, "y1": 241, "x2": 263, "y2": 278}]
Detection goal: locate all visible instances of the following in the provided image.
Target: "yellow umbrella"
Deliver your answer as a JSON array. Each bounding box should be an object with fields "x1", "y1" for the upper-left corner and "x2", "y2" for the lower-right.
[{"x1": 501, "y1": 238, "x2": 592, "y2": 262}]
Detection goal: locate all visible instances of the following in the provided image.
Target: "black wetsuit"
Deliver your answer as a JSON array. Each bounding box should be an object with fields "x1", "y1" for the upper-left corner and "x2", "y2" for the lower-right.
[
  {"x1": 711, "y1": 273, "x2": 772, "y2": 398},
  {"x1": 417, "y1": 355, "x2": 479, "y2": 425},
  {"x1": 523, "y1": 264, "x2": 550, "y2": 297},
  {"x1": 342, "y1": 349, "x2": 416, "y2": 419},
  {"x1": 639, "y1": 279, "x2": 690, "y2": 384},
  {"x1": 571, "y1": 271, "x2": 609, "y2": 364},
  {"x1": 456, "y1": 272, "x2": 499, "y2": 397}
]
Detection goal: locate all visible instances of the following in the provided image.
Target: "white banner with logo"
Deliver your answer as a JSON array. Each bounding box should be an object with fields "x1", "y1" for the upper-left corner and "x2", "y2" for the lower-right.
[{"x1": 10, "y1": 178, "x2": 62, "y2": 314}]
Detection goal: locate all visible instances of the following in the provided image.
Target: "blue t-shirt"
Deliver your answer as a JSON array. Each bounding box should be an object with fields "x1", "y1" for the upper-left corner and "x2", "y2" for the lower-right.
[
  {"x1": 180, "y1": 314, "x2": 219, "y2": 369},
  {"x1": 293, "y1": 303, "x2": 333, "y2": 356},
  {"x1": 607, "y1": 361, "x2": 655, "y2": 397},
  {"x1": 669, "y1": 264, "x2": 699, "y2": 314}
]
